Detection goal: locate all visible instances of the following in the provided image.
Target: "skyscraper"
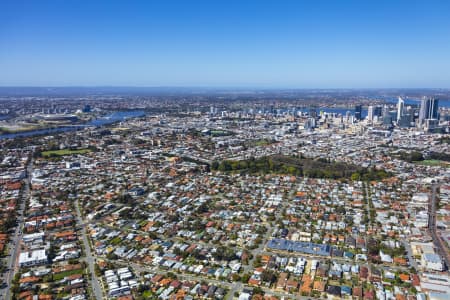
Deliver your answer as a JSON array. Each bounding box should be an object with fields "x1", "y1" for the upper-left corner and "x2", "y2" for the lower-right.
[
  {"x1": 419, "y1": 98, "x2": 427, "y2": 123},
  {"x1": 367, "y1": 105, "x2": 374, "y2": 121},
  {"x1": 397, "y1": 97, "x2": 404, "y2": 122},
  {"x1": 373, "y1": 106, "x2": 383, "y2": 117},
  {"x1": 419, "y1": 97, "x2": 439, "y2": 124},
  {"x1": 430, "y1": 98, "x2": 439, "y2": 119},
  {"x1": 354, "y1": 105, "x2": 362, "y2": 121},
  {"x1": 309, "y1": 108, "x2": 317, "y2": 118}
]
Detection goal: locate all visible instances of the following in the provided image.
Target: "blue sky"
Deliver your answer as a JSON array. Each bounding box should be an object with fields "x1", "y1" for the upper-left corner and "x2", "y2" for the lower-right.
[{"x1": 1, "y1": 0, "x2": 450, "y2": 88}]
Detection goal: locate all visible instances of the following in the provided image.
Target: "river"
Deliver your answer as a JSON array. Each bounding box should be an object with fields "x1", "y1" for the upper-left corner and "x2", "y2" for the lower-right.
[{"x1": 0, "y1": 110, "x2": 145, "y2": 140}]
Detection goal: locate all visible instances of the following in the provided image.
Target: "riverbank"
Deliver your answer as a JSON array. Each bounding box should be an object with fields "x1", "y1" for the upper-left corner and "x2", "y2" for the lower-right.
[
  {"x1": 0, "y1": 125, "x2": 43, "y2": 134},
  {"x1": 0, "y1": 110, "x2": 145, "y2": 140}
]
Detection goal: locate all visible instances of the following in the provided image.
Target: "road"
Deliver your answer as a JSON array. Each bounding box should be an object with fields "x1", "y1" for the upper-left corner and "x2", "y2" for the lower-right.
[
  {"x1": 75, "y1": 199, "x2": 104, "y2": 300},
  {"x1": 429, "y1": 183, "x2": 450, "y2": 270},
  {"x1": 1, "y1": 156, "x2": 32, "y2": 300}
]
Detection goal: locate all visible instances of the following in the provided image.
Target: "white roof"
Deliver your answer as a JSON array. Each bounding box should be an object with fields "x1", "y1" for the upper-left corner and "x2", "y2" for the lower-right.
[
  {"x1": 423, "y1": 253, "x2": 442, "y2": 263},
  {"x1": 22, "y1": 232, "x2": 45, "y2": 240},
  {"x1": 19, "y1": 249, "x2": 47, "y2": 264}
]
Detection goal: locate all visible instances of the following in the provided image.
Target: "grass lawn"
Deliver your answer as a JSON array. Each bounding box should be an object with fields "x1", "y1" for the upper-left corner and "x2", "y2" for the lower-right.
[
  {"x1": 416, "y1": 160, "x2": 450, "y2": 167},
  {"x1": 139, "y1": 220, "x2": 149, "y2": 227},
  {"x1": 110, "y1": 236, "x2": 122, "y2": 245},
  {"x1": 253, "y1": 139, "x2": 275, "y2": 146},
  {"x1": 142, "y1": 290, "x2": 153, "y2": 298},
  {"x1": 41, "y1": 148, "x2": 92, "y2": 157},
  {"x1": 53, "y1": 268, "x2": 84, "y2": 281}
]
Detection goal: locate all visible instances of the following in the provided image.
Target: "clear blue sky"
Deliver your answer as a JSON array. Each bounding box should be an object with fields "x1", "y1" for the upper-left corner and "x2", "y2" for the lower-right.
[{"x1": 1, "y1": 0, "x2": 450, "y2": 88}]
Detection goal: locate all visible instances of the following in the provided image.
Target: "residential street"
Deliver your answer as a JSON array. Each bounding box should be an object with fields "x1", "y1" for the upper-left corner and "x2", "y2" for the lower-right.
[
  {"x1": 1, "y1": 157, "x2": 32, "y2": 300},
  {"x1": 429, "y1": 183, "x2": 450, "y2": 269},
  {"x1": 75, "y1": 199, "x2": 104, "y2": 300}
]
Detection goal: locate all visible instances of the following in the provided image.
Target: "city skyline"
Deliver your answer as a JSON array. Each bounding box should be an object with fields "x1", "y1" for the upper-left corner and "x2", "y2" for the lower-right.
[
  {"x1": 2, "y1": 0, "x2": 450, "y2": 88},
  {"x1": 1, "y1": 2, "x2": 450, "y2": 297}
]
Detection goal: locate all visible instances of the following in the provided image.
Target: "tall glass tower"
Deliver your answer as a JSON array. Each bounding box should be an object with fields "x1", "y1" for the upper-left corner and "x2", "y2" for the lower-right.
[
  {"x1": 419, "y1": 97, "x2": 439, "y2": 124},
  {"x1": 397, "y1": 97, "x2": 404, "y2": 122}
]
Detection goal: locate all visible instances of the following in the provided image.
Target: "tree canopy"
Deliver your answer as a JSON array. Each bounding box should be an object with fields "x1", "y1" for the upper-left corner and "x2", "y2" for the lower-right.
[{"x1": 211, "y1": 155, "x2": 391, "y2": 181}]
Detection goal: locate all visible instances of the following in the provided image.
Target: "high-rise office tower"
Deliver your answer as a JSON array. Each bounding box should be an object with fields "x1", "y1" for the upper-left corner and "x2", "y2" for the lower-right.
[
  {"x1": 382, "y1": 105, "x2": 392, "y2": 125},
  {"x1": 346, "y1": 110, "x2": 351, "y2": 121},
  {"x1": 354, "y1": 105, "x2": 362, "y2": 120},
  {"x1": 419, "y1": 98, "x2": 427, "y2": 123},
  {"x1": 367, "y1": 105, "x2": 374, "y2": 121},
  {"x1": 419, "y1": 97, "x2": 439, "y2": 124},
  {"x1": 430, "y1": 98, "x2": 439, "y2": 119},
  {"x1": 210, "y1": 105, "x2": 219, "y2": 116},
  {"x1": 309, "y1": 108, "x2": 317, "y2": 118},
  {"x1": 373, "y1": 106, "x2": 383, "y2": 118},
  {"x1": 397, "y1": 97, "x2": 404, "y2": 122}
]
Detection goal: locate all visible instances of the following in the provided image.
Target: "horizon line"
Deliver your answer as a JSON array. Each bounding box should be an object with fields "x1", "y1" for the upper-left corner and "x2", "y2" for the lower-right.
[{"x1": 1, "y1": 86, "x2": 450, "y2": 90}]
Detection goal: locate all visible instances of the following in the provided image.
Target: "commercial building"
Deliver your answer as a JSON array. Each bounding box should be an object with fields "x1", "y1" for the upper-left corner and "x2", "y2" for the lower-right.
[
  {"x1": 422, "y1": 253, "x2": 444, "y2": 271},
  {"x1": 267, "y1": 239, "x2": 331, "y2": 256},
  {"x1": 397, "y1": 97, "x2": 405, "y2": 122},
  {"x1": 19, "y1": 249, "x2": 48, "y2": 267},
  {"x1": 354, "y1": 105, "x2": 362, "y2": 121},
  {"x1": 368, "y1": 105, "x2": 374, "y2": 122},
  {"x1": 419, "y1": 97, "x2": 439, "y2": 124}
]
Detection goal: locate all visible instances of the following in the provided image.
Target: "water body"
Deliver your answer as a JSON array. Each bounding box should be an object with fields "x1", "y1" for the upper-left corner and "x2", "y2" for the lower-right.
[{"x1": 0, "y1": 110, "x2": 145, "y2": 140}]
